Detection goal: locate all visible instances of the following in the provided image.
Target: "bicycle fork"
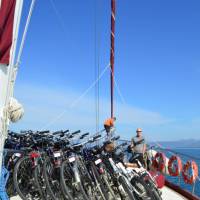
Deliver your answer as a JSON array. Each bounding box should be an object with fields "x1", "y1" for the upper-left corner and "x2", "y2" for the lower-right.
[{"x1": 73, "y1": 161, "x2": 81, "y2": 183}]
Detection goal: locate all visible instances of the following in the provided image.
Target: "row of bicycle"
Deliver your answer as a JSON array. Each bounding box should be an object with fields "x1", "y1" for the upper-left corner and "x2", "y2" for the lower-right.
[{"x1": 4, "y1": 129, "x2": 163, "y2": 200}]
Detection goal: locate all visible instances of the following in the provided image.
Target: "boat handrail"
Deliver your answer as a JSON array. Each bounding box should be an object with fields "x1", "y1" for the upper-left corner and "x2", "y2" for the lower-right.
[
  {"x1": 151, "y1": 145, "x2": 200, "y2": 161},
  {"x1": 150, "y1": 145, "x2": 200, "y2": 197}
]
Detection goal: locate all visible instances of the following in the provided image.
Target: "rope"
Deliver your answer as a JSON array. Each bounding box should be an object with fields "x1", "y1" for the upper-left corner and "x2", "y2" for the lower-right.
[
  {"x1": 7, "y1": 97, "x2": 24, "y2": 123},
  {"x1": 94, "y1": 0, "x2": 98, "y2": 133},
  {"x1": 94, "y1": 1, "x2": 102, "y2": 135},
  {"x1": 48, "y1": 0, "x2": 66, "y2": 34},
  {"x1": 16, "y1": 0, "x2": 36, "y2": 66},
  {"x1": 8, "y1": 0, "x2": 36, "y2": 101},
  {"x1": 40, "y1": 63, "x2": 110, "y2": 130},
  {"x1": 109, "y1": 67, "x2": 126, "y2": 104},
  {"x1": 4, "y1": 0, "x2": 24, "y2": 104}
]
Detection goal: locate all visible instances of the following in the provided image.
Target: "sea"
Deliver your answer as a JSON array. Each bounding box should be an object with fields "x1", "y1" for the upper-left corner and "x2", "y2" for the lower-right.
[{"x1": 165, "y1": 148, "x2": 200, "y2": 197}]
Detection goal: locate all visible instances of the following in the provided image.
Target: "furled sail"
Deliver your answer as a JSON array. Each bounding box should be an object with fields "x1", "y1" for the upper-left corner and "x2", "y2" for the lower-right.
[{"x1": 0, "y1": 0, "x2": 16, "y2": 65}]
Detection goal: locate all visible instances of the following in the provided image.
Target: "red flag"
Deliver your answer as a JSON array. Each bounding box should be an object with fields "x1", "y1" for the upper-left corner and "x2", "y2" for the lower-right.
[{"x1": 0, "y1": 0, "x2": 16, "y2": 65}]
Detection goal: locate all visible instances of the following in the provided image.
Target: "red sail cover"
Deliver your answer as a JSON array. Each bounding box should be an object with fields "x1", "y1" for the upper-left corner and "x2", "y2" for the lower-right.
[{"x1": 0, "y1": 0, "x2": 16, "y2": 65}]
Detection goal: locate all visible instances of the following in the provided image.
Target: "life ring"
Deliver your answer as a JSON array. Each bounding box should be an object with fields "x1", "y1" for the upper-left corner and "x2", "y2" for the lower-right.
[
  {"x1": 182, "y1": 161, "x2": 198, "y2": 184},
  {"x1": 168, "y1": 155, "x2": 182, "y2": 176},
  {"x1": 152, "y1": 152, "x2": 166, "y2": 172}
]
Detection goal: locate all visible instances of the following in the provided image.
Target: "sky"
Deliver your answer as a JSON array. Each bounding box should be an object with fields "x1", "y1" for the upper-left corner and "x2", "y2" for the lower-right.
[{"x1": 10, "y1": 0, "x2": 200, "y2": 141}]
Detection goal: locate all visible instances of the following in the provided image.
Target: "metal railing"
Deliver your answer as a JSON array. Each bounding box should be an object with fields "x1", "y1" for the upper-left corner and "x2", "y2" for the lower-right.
[{"x1": 151, "y1": 146, "x2": 200, "y2": 197}]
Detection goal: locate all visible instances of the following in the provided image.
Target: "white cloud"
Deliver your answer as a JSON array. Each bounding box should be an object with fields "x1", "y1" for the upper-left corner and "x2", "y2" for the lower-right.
[
  {"x1": 10, "y1": 84, "x2": 172, "y2": 136},
  {"x1": 10, "y1": 83, "x2": 200, "y2": 140}
]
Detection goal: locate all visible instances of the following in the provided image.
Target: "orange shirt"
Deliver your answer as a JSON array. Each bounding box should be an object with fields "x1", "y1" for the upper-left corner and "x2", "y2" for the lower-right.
[{"x1": 104, "y1": 118, "x2": 114, "y2": 127}]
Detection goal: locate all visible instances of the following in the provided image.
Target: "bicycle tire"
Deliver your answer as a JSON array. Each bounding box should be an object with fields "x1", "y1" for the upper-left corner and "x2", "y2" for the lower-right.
[
  {"x1": 102, "y1": 173, "x2": 116, "y2": 199},
  {"x1": 90, "y1": 164, "x2": 107, "y2": 200},
  {"x1": 60, "y1": 160, "x2": 75, "y2": 200},
  {"x1": 33, "y1": 164, "x2": 50, "y2": 200},
  {"x1": 13, "y1": 156, "x2": 41, "y2": 200},
  {"x1": 131, "y1": 176, "x2": 154, "y2": 200},
  {"x1": 43, "y1": 157, "x2": 65, "y2": 200},
  {"x1": 151, "y1": 189, "x2": 163, "y2": 200},
  {"x1": 76, "y1": 160, "x2": 91, "y2": 200},
  {"x1": 61, "y1": 159, "x2": 90, "y2": 200},
  {"x1": 118, "y1": 175, "x2": 137, "y2": 200}
]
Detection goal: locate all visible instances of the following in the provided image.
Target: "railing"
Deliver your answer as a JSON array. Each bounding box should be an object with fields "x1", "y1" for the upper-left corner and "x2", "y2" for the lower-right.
[{"x1": 150, "y1": 146, "x2": 200, "y2": 198}]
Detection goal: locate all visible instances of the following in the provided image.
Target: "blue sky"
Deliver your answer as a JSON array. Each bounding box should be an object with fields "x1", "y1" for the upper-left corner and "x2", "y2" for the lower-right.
[{"x1": 11, "y1": 0, "x2": 200, "y2": 141}]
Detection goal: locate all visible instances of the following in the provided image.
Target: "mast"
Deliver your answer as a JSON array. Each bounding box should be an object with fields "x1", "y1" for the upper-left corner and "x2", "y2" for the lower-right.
[
  {"x1": 110, "y1": 0, "x2": 115, "y2": 118},
  {"x1": 0, "y1": 0, "x2": 24, "y2": 173}
]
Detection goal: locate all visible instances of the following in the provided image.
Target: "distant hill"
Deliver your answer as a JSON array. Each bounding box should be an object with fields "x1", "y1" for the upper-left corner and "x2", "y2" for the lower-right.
[{"x1": 150, "y1": 139, "x2": 200, "y2": 148}]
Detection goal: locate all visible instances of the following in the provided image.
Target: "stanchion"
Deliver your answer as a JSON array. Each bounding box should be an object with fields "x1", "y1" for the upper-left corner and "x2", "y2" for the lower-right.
[{"x1": 192, "y1": 181, "x2": 196, "y2": 195}]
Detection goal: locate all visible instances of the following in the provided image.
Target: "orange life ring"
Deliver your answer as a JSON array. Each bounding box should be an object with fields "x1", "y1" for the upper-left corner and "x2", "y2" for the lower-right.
[
  {"x1": 168, "y1": 155, "x2": 182, "y2": 176},
  {"x1": 182, "y1": 161, "x2": 198, "y2": 184},
  {"x1": 152, "y1": 152, "x2": 166, "y2": 172}
]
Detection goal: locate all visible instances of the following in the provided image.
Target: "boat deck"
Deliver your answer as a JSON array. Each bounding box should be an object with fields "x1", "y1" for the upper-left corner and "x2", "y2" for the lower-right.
[
  {"x1": 162, "y1": 186, "x2": 188, "y2": 200},
  {"x1": 10, "y1": 186, "x2": 189, "y2": 200}
]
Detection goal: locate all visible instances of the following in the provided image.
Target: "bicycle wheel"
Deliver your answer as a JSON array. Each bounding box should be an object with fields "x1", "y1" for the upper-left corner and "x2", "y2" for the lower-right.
[
  {"x1": 34, "y1": 164, "x2": 52, "y2": 200},
  {"x1": 101, "y1": 171, "x2": 116, "y2": 199},
  {"x1": 131, "y1": 176, "x2": 153, "y2": 200},
  {"x1": 144, "y1": 176, "x2": 163, "y2": 200},
  {"x1": 151, "y1": 189, "x2": 163, "y2": 200},
  {"x1": 13, "y1": 156, "x2": 41, "y2": 200},
  {"x1": 118, "y1": 175, "x2": 137, "y2": 200},
  {"x1": 76, "y1": 159, "x2": 91, "y2": 200},
  {"x1": 61, "y1": 159, "x2": 91, "y2": 200},
  {"x1": 90, "y1": 164, "x2": 107, "y2": 200},
  {"x1": 60, "y1": 160, "x2": 75, "y2": 200},
  {"x1": 43, "y1": 157, "x2": 65, "y2": 200}
]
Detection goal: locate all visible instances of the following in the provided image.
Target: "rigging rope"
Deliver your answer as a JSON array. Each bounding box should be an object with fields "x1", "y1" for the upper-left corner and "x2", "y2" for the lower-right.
[
  {"x1": 109, "y1": 67, "x2": 126, "y2": 104},
  {"x1": 16, "y1": 0, "x2": 36, "y2": 66},
  {"x1": 7, "y1": 97, "x2": 24, "y2": 123},
  {"x1": 49, "y1": 0, "x2": 66, "y2": 34},
  {"x1": 94, "y1": 0, "x2": 98, "y2": 134},
  {"x1": 44, "y1": 0, "x2": 106, "y2": 131},
  {"x1": 6, "y1": 0, "x2": 36, "y2": 105},
  {"x1": 94, "y1": 0, "x2": 101, "y2": 134},
  {"x1": 40, "y1": 63, "x2": 110, "y2": 130}
]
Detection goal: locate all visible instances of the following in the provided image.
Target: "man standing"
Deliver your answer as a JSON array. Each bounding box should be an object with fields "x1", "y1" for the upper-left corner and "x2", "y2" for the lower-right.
[{"x1": 128, "y1": 128, "x2": 146, "y2": 167}]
